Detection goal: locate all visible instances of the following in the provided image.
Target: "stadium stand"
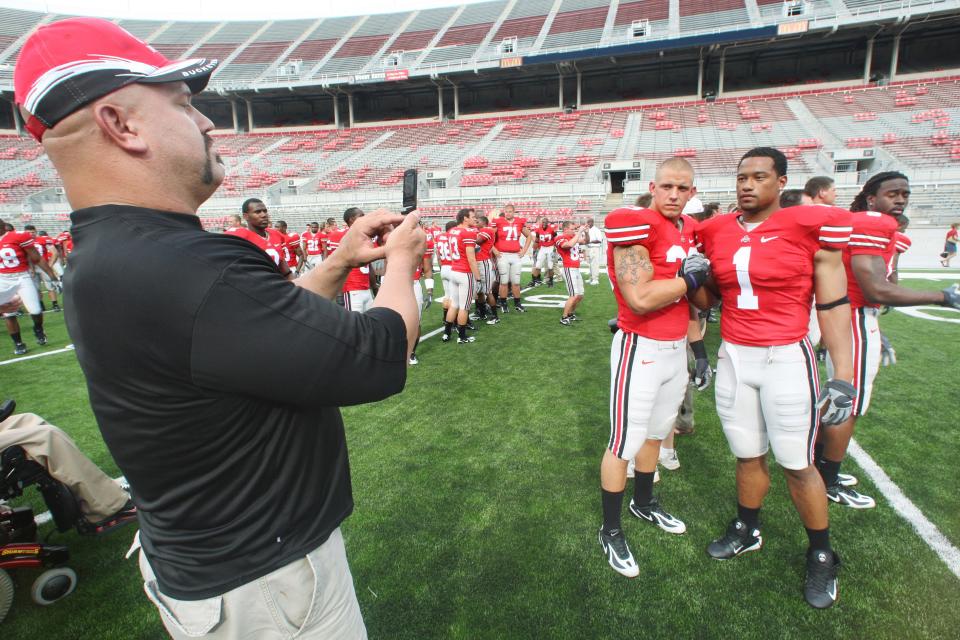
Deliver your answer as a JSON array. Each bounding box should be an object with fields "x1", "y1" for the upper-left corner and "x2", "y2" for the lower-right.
[
  {"x1": 319, "y1": 11, "x2": 410, "y2": 77},
  {"x1": 489, "y1": 0, "x2": 554, "y2": 56},
  {"x1": 540, "y1": 0, "x2": 612, "y2": 52},
  {"x1": 389, "y1": 6, "x2": 459, "y2": 59},
  {"x1": 210, "y1": 19, "x2": 318, "y2": 86},
  {"x1": 420, "y1": 1, "x2": 509, "y2": 67}
]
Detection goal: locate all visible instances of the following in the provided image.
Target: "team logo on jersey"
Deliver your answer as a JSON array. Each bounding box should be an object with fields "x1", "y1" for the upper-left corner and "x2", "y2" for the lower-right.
[{"x1": 741, "y1": 235, "x2": 751, "y2": 243}]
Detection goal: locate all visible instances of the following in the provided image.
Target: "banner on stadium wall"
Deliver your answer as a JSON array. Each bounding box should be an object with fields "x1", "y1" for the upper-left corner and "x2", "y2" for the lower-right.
[
  {"x1": 778, "y1": 20, "x2": 808, "y2": 35},
  {"x1": 353, "y1": 72, "x2": 387, "y2": 84},
  {"x1": 386, "y1": 69, "x2": 410, "y2": 81},
  {"x1": 500, "y1": 57, "x2": 523, "y2": 69}
]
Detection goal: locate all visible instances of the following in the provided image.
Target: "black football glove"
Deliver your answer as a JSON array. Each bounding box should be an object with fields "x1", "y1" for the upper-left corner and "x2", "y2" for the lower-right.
[
  {"x1": 689, "y1": 340, "x2": 712, "y2": 391},
  {"x1": 817, "y1": 379, "x2": 857, "y2": 426},
  {"x1": 680, "y1": 254, "x2": 711, "y2": 292},
  {"x1": 942, "y1": 284, "x2": 960, "y2": 310}
]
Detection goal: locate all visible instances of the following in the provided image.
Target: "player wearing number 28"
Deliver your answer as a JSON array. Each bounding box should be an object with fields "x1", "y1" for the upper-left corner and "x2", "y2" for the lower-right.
[
  {"x1": 693, "y1": 147, "x2": 854, "y2": 610},
  {"x1": 597, "y1": 157, "x2": 710, "y2": 579}
]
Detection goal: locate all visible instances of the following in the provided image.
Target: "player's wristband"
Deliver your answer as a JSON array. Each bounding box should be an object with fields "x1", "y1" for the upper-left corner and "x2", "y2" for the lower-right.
[
  {"x1": 689, "y1": 340, "x2": 708, "y2": 360},
  {"x1": 815, "y1": 296, "x2": 849, "y2": 311}
]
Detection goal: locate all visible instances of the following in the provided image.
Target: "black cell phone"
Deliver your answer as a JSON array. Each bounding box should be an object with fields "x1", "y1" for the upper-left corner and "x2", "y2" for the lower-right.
[{"x1": 401, "y1": 169, "x2": 417, "y2": 214}]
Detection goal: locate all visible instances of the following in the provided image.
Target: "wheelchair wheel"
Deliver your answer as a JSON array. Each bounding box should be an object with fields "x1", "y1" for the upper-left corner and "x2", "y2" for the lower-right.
[
  {"x1": 30, "y1": 567, "x2": 77, "y2": 605},
  {"x1": 0, "y1": 568, "x2": 13, "y2": 624}
]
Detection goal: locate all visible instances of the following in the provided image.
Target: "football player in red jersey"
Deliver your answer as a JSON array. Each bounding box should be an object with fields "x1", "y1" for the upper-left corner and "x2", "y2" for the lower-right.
[
  {"x1": 530, "y1": 217, "x2": 557, "y2": 287},
  {"x1": 326, "y1": 208, "x2": 378, "y2": 312},
  {"x1": 274, "y1": 220, "x2": 305, "y2": 275},
  {"x1": 443, "y1": 209, "x2": 480, "y2": 344},
  {"x1": 693, "y1": 148, "x2": 855, "y2": 609},
  {"x1": 598, "y1": 158, "x2": 710, "y2": 579},
  {"x1": 301, "y1": 221, "x2": 325, "y2": 270},
  {"x1": 493, "y1": 204, "x2": 532, "y2": 313},
  {"x1": 225, "y1": 199, "x2": 293, "y2": 280},
  {"x1": 474, "y1": 215, "x2": 500, "y2": 325},
  {"x1": 419, "y1": 217, "x2": 436, "y2": 305},
  {"x1": 814, "y1": 173, "x2": 960, "y2": 511},
  {"x1": 554, "y1": 222, "x2": 586, "y2": 325},
  {"x1": 55, "y1": 230, "x2": 73, "y2": 267},
  {"x1": 434, "y1": 221, "x2": 456, "y2": 324},
  {"x1": 0, "y1": 218, "x2": 60, "y2": 354},
  {"x1": 25, "y1": 226, "x2": 62, "y2": 312}
]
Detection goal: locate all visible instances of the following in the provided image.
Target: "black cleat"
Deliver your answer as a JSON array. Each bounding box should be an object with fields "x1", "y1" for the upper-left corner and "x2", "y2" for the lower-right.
[
  {"x1": 514, "y1": 304, "x2": 526, "y2": 313},
  {"x1": 13, "y1": 342, "x2": 27, "y2": 356},
  {"x1": 707, "y1": 518, "x2": 762, "y2": 560},
  {"x1": 628, "y1": 498, "x2": 686, "y2": 534},
  {"x1": 465, "y1": 322, "x2": 476, "y2": 331},
  {"x1": 598, "y1": 526, "x2": 639, "y2": 578},
  {"x1": 34, "y1": 330, "x2": 47, "y2": 346},
  {"x1": 804, "y1": 548, "x2": 840, "y2": 609},
  {"x1": 486, "y1": 317, "x2": 500, "y2": 325},
  {"x1": 827, "y1": 483, "x2": 876, "y2": 509}
]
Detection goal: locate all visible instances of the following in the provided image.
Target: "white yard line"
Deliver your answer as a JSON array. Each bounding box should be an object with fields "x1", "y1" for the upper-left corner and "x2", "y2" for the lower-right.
[
  {"x1": 0, "y1": 344, "x2": 74, "y2": 366},
  {"x1": 848, "y1": 439, "x2": 960, "y2": 579}
]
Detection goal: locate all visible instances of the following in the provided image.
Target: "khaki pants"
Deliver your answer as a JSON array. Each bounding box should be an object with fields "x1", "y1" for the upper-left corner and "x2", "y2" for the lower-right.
[
  {"x1": 137, "y1": 528, "x2": 367, "y2": 639},
  {"x1": 587, "y1": 246, "x2": 602, "y2": 283},
  {"x1": 0, "y1": 412, "x2": 129, "y2": 521}
]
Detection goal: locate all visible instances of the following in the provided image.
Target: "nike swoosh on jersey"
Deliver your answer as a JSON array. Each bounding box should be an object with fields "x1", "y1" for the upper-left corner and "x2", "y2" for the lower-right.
[
  {"x1": 760, "y1": 236, "x2": 779, "y2": 243},
  {"x1": 641, "y1": 360, "x2": 655, "y2": 365}
]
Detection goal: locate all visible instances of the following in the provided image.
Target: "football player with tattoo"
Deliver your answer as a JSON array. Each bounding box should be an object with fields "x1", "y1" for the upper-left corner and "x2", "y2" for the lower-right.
[
  {"x1": 814, "y1": 173, "x2": 960, "y2": 509},
  {"x1": 692, "y1": 147, "x2": 854, "y2": 609},
  {"x1": 598, "y1": 157, "x2": 709, "y2": 579}
]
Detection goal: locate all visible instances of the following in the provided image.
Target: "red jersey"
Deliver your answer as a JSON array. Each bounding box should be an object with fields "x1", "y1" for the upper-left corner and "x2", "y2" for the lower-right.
[
  {"x1": 947, "y1": 228, "x2": 958, "y2": 244},
  {"x1": 888, "y1": 231, "x2": 911, "y2": 278},
  {"x1": 56, "y1": 231, "x2": 73, "y2": 255},
  {"x1": 534, "y1": 224, "x2": 557, "y2": 248},
  {"x1": 448, "y1": 226, "x2": 478, "y2": 273},
  {"x1": 0, "y1": 231, "x2": 34, "y2": 274},
  {"x1": 493, "y1": 216, "x2": 527, "y2": 252},
  {"x1": 302, "y1": 231, "x2": 324, "y2": 256},
  {"x1": 844, "y1": 211, "x2": 898, "y2": 309},
  {"x1": 415, "y1": 237, "x2": 435, "y2": 281},
  {"x1": 698, "y1": 205, "x2": 852, "y2": 347},
  {"x1": 224, "y1": 227, "x2": 286, "y2": 266},
  {"x1": 475, "y1": 226, "x2": 495, "y2": 261},
  {"x1": 33, "y1": 235, "x2": 56, "y2": 262},
  {"x1": 326, "y1": 227, "x2": 372, "y2": 292},
  {"x1": 605, "y1": 208, "x2": 700, "y2": 340},
  {"x1": 284, "y1": 232, "x2": 301, "y2": 268},
  {"x1": 435, "y1": 232, "x2": 452, "y2": 267},
  {"x1": 555, "y1": 232, "x2": 582, "y2": 267}
]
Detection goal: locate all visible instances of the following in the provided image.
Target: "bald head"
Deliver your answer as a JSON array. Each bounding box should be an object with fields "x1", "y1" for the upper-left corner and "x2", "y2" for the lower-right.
[
  {"x1": 40, "y1": 82, "x2": 223, "y2": 214},
  {"x1": 650, "y1": 157, "x2": 696, "y2": 219},
  {"x1": 654, "y1": 157, "x2": 695, "y2": 181}
]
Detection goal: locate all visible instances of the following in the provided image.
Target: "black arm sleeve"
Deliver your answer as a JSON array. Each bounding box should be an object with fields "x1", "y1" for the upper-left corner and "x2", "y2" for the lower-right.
[{"x1": 190, "y1": 252, "x2": 408, "y2": 408}]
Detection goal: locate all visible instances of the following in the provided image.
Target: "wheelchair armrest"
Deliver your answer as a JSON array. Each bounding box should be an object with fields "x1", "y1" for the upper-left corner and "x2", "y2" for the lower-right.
[{"x1": 0, "y1": 399, "x2": 14, "y2": 423}]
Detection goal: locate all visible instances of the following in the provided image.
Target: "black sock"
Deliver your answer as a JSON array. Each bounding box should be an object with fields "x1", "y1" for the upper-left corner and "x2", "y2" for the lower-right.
[
  {"x1": 814, "y1": 441, "x2": 825, "y2": 466},
  {"x1": 31, "y1": 315, "x2": 43, "y2": 332},
  {"x1": 498, "y1": 297, "x2": 506, "y2": 307},
  {"x1": 514, "y1": 297, "x2": 522, "y2": 307},
  {"x1": 443, "y1": 321, "x2": 453, "y2": 337},
  {"x1": 806, "y1": 527, "x2": 831, "y2": 552},
  {"x1": 737, "y1": 503, "x2": 761, "y2": 531},
  {"x1": 10, "y1": 332, "x2": 21, "y2": 346},
  {"x1": 633, "y1": 471, "x2": 655, "y2": 507},
  {"x1": 602, "y1": 489, "x2": 624, "y2": 532},
  {"x1": 457, "y1": 324, "x2": 467, "y2": 340},
  {"x1": 489, "y1": 305, "x2": 498, "y2": 318},
  {"x1": 819, "y1": 458, "x2": 842, "y2": 487}
]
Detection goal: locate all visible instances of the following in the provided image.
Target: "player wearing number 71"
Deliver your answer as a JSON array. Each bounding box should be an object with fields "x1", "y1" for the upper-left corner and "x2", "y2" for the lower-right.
[{"x1": 690, "y1": 147, "x2": 855, "y2": 610}]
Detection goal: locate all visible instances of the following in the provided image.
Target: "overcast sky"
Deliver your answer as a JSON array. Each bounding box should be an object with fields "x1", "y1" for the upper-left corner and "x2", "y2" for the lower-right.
[{"x1": 1, "y1": 0, "x2": 490, "y2": 20}]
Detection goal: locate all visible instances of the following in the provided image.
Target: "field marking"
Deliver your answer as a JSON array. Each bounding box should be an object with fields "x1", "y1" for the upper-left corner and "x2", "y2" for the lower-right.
[
  {"x1": 0, "y1": 344, "x2": 74, "y2": 366},
  {"x1": 848, "y1": 439, "x2": 960, "y2": 579}
]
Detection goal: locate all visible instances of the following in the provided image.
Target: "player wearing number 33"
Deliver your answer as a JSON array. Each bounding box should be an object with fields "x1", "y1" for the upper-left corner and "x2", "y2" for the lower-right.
[
  {"x1": 691, "y1": 147, "x2": 855, "y2": 610},
  {"x1": 597, "y1": 157, "x2": 710, "y2": 580}
]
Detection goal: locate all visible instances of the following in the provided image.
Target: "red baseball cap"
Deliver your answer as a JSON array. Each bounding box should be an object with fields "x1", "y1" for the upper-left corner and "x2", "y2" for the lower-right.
[{"x1": 14, "y1": 17, "x2": 218, "y2": 142}]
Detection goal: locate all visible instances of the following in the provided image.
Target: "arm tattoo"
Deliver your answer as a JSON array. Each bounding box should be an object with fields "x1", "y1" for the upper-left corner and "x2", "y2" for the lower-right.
[{"x1": 615, "y1": 246, "x2": 653, "y2": 285}]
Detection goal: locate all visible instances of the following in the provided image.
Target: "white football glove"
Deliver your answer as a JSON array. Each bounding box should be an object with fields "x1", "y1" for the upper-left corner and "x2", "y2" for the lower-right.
[
  {"x1": 817, "y1": 379, "x2": 857, "y2": 426},
  {"x1": 693, "y1": 358, "x2": 713, "y2": 391},
  {"x1": 680, "y1": 254, "x2": 711, "y2": 292},
  {"x1": 942, "y1": 284, "x2": 960, "y2": 310},
  {"x1": 879, "y1": 333, "x2": 896, "y2": 367}
]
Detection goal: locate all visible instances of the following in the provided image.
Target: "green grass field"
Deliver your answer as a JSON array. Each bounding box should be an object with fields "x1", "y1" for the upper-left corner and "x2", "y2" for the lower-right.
[{"x1": 1, "y1": 271, "x2": 958, "y2": 639}]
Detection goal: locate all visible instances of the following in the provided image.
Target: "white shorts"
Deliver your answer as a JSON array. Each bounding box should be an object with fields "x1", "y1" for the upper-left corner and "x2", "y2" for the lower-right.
[
  {"x1": 826, "y1": 306, "x2": 881, "y2": 417},
  {"x1": 447, "y1": 270, "x2": 475, "y2": 310},
  {"x1": 562, "y1": 267, "x2": 584, "y2": 296},
  {"x1": 439, "y1": 265, "x2": 452, "y2": 301},
  {"x1": 535, "y1": 247, "x2": 554, "y2": 269},
  {"x1": 496, "y1": 252, "x2": 522, "y2": 285},
  {"x1": 305, "y1": 254, "x2": 323, "y2": 270},
  {"x1": 52, "y1": 261, "x2": 64, "y2": 278},
  {"x1": 343, "y1": 289, "x2": 373, "y2": 313},
  {"x1": 608, "y1": 331, "x2": 688, "y2": 461},
  {"x1": 478, "y1": 260, "x2": 495, "y2": 295},
  {"x1": 34, "y1": 268, "x2": 56, "y2": 291},
  {"x1": 0, "y1": 272, "x2": 42, "y2": 316},
  {"x1": 413, "y1": 280, "x2": 424, "y2": 319},
  {"x1": 715, "y1": 339, "x2": 820, "y2": 471},
  {"x1": 806, "y1": 306, "x2": 821, "y2": 346}
]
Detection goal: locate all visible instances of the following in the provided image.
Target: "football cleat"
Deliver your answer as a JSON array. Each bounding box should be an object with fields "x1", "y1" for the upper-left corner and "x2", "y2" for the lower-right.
[
  {"x1": 629, "y1": 498, "x2": 687, "y2": 534},
  {"x1": 500, "y1": 304, "x2": 509, "y2": 314},
  {"x1": 837, "y1": 473, "x2": 858, "y2": 487},
  {"x1": 13, "y1": 342, "x2": 27, "y2": 355},
  {"x1": 598, "y1": 527, "x2": 640, "y2": 578},
  {"x1": 466, "y1": 322, "x2": 476, "y2": 331},
  {"x1": 569, "y1": 314, "x2": 578, "y2": 321},
  {"x1": 707, "y1": 519, "x2": 762, "y2": 559},
  {"x1": 658, "y1": 449, "x2": 680, "y2": 471},
  {"x1": 408, "y1": 354, "x2": 419, "y2": 365},
  {"x1": 457, "y1": 336, "x2": 476, "y2": 344},
  {"x1": 514, "y1": 304, "x2": 526, "y2": 313},
  {"x1": 441, "y1": 334, "x2": 451, "y2": 343},
  {"x1": 560, "y1": 317, "x2": 572, "y2": 326},
  {"x1": 485, "y1": 317, "x2": 500, "y2": 325},
  {"x1": 804, "y1": 549, "x2": 841, "y2": 609},
  {"x1": 827, "y1": 484, "x2": 876, "y2": 509},
  {"x1": 34, "y1": 331, "x2": 47, "y2": 346}
]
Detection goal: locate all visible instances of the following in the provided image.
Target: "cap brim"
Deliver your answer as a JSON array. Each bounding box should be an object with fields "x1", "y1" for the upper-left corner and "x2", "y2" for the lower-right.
[{"x1": 138, "y1": 58, "x2": 218, "y2": 94}]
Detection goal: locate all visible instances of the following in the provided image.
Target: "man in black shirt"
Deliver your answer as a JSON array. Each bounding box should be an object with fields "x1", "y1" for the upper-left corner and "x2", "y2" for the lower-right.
[{"x1": 15, "y1": 17, "x2": 423, "y2": 639}]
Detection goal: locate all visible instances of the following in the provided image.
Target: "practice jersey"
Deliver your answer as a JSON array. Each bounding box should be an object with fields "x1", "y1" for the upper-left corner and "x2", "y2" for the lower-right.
[
  {"x1": 475, "y1": 226, "x2": 495, "y2": 261},
  {"x1": 843, "y1": 211, "x2": 898, "y2": 309},
  {"x1": 435, "y1": 232, "x2": 452, "y2": 267},
  {"x1": 448, "y1": 226, "x2": 478, "y2": 273},
  {"x1": 534, "y1": 225, "x2": 557, "y2": 248},
  {"x1": 698, "y1": 205, "x2": 852, "y2": 346},
  {"x1": 605, "y1": 208, "x2": 700, "y2": 340},
  {"x1": 493, "y1": 216, "x2": 527, "y2": 253},
  {"x1": 325, "y1": 227, "x2": 372, "y2": 292},
  {"x1": 554, "y1": 232, "x2": 582, "y2": 267},
  {"x1": 224, "y1": 227, "x2": 286, "y2": 266},
  {"x1": 0, "y1": 231, "x2": 35, "y2": 274},
  {"x1": 302, "y1": 230, "x2": 324, "y2": 256}
]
